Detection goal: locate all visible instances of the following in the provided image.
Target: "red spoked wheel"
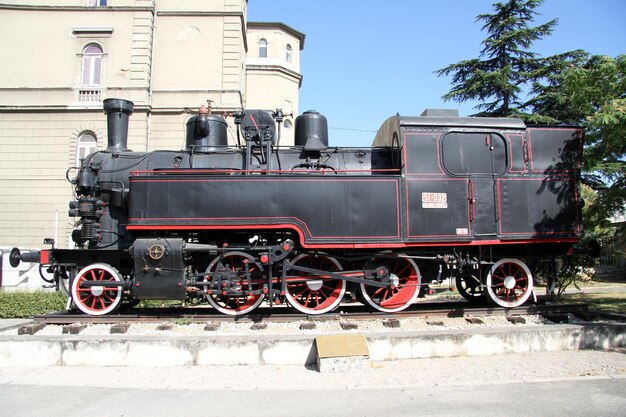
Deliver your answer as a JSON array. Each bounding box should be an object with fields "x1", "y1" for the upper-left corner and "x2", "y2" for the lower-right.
[
  {"x1": 486, "y1": 258, "x2": 534, "y2": 308},
  {"x1": 205, "y1": 252, "x2": 265, "y2": 316},
  {"x1": 70, "y1": 263, "x2": 124, "y2": 316},
  {"x1": 284, "y1": 253, "x2": 346, "y2": 315},
  {"x1": 359, "y1": 256, "x2": 421, "y2": 313}
]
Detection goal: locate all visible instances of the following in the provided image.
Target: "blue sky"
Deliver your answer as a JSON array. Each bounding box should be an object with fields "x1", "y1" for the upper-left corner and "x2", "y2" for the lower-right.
[{"x1": 248, "y1": 0, "x2": 626, "y2": 146}]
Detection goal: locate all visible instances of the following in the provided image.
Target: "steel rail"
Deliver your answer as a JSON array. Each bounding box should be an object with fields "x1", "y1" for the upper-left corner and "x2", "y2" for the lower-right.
[{"x1": 31, "y1": 302, "x2": 604, "y2": 325}]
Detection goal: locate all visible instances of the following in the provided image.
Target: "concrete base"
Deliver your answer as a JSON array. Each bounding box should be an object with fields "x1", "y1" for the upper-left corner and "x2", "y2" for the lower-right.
[
  {"x1": 317, "y1": 355, "x2": 369, "y2": 372},
  {"x1": 315, "y1": 334, "x2": 370, "y2": 372},
  {"x1": 0, "y1": 323, "x2": 624, "y2": 367}
]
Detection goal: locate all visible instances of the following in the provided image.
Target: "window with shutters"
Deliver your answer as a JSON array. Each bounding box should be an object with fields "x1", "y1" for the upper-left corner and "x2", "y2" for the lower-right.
[{"x1": 81, "y1": 44, "x2": 103, "y2": 87}]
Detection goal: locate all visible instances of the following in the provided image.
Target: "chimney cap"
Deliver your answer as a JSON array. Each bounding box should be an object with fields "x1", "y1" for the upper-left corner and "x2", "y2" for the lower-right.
[{"x1": 103, "y1": 98, "x2": 134, "y2": 115}]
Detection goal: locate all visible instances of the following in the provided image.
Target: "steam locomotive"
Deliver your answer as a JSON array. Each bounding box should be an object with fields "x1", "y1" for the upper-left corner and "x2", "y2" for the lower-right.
[{"x1": 10, "y1": 98, "x2": 587, "y2": 316}]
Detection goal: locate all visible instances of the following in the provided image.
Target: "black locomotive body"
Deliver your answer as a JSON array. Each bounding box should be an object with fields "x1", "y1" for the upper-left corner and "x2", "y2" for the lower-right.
[{"x1": 11, "y1": 99, "x2": 585, "y2": 315}]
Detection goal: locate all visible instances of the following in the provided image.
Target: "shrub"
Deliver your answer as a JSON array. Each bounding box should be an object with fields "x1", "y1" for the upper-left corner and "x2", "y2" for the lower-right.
[{"x1": 0, "y1": 290, "x2": 67, "y2": 318}]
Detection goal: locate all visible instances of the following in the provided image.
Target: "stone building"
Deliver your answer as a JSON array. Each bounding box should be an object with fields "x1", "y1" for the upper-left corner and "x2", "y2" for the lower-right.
[{"x1": 0, "y1": 0, "x2": 304, "y2": 255}]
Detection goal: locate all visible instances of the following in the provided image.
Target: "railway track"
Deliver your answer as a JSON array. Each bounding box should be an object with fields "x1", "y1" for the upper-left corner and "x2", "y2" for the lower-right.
[{"x1": 32, "y1": 301, "x2": 620, "y2": 325}]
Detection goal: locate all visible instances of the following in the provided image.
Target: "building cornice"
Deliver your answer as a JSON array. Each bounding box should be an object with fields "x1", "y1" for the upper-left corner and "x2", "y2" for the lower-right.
[
  {"x1": 156, "y1": 11, "x2": 243, "y2": 17},
  {"x1": 247, "y1": 21, "x2": 305, "y2": 49},
  {"x1": 246, "y1": 64, "x2": 303, "y2": 87},
  {"x1": 0, "y1": 88, "x2": 245, "y2": 113},
  {"x1": 0, "y1": 3, "x2": 153, "y2": 12},
  {"x1": 0, "y1": 105, "x2": 245, "y2": 114}
]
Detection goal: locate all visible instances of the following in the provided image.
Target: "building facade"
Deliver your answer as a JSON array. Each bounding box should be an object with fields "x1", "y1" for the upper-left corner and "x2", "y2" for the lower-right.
[
  {"x1": 0, "y1": 0, "x2": 304, "y2": 254},
  {"x1": 246, "y1": 22, "x2": 304, "y2": 137}
]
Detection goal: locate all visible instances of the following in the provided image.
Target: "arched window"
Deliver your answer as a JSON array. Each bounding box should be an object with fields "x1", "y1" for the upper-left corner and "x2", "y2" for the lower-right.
[
  {"x1": 76, "y1": 132, "x2": 97, "y2": 165},
  {"x1": 286, "y1": 44, "x2": 292, "y2": 63},
  {"x1": 258, "y1": 38, "x2": 267, "y2": 58},
  {"x1": 81, "y1": 44, "x2": 102, "y2": 87}
]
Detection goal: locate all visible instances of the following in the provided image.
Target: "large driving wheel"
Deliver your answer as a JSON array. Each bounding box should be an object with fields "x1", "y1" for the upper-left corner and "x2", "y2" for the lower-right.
[
  {"x1": 70, "y1": 263, "x2": 124, "y2": 316},
  {"x1": 359, "y1": 256, "x2": 421, "y2": 313},
  {"x1": 486, "y1": 258, "x2": 534, "y2": 308},
  {"x1": 284, "y1": 253, "x2": 346, "y2": 315},
  {"x1": 205, "y1": 252, "x2": 265, "y2": 316}
]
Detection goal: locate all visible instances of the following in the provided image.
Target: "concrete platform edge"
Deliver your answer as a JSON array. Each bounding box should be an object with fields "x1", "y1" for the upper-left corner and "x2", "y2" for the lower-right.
[
  {"x1": 0, "y1": 323, "x2": 624, "y2": 367},
  {"x1": 0, "y1": 319, "x2": 33, "y2": 332}
]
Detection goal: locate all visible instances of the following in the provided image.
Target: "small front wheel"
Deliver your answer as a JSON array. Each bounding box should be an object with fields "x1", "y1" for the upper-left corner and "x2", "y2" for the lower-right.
[
  {"x1": 485, "y1": 259, "x2": 534, "y2": 308},
  {"x1": 70, "y1": 263, "x2": 124, "y2": 316}
]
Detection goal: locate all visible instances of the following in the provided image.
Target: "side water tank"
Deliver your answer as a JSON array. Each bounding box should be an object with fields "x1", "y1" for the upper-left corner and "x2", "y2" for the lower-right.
[
  {"x1": 185, "y1": 114, "x2": 228, "y2": 152},
  {"x1": 294, "y1": 110, "x2": 329, "y2": 149}
]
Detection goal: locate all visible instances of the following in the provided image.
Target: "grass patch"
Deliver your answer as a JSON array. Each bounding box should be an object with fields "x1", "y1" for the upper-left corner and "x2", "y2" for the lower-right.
[
  {"x1": 567, "y1": 274, "x2": 626, "y2": 289},
  {"x1": 136, "y1": 299, "x2": 182, "y2": 309},
  {"x1": 559, "y1": 291, "x2": 626, "y2": 314},
  {"x1": 0, "y1": 291, "x2": 67, "y2": 318},
  {"x1": 173, "y1": 315, "x2": 194, "y2": 326}
]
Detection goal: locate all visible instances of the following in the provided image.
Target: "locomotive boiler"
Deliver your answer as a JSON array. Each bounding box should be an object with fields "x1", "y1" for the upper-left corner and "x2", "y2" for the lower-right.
[{"x1": 11, "y1": 98, "x2": 586, "y2": 316}]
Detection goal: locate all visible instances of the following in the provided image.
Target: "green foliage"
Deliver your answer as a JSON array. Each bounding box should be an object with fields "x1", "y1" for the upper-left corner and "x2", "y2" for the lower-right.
[
  {"x1": 526, "y1": 55, "x2": 625, "y2": 300},
  {"x1": 530, "y1": 54, "x2": 626, "y2": 226},
  {"x1": 136, "y1": 299, "x2": 181, "y2": 309},
  {"x1": 0, "y1": 291, "x2": 67, "y2": 318},
  {"x1": 580, "y1": 185, "x2": 619, "y2": 245},
  {"x1": 436, "y1": 0, "x2": 561, "y2": 116},
  {"x1": 173, "y1": 316, "x2": 194, "y2": 326},
  {"x1": 530, "y1": 255, "x2": 595, "y2": 301},
  {"x1": 524, "y1": 50, "x2": 591, "y2": 124}
]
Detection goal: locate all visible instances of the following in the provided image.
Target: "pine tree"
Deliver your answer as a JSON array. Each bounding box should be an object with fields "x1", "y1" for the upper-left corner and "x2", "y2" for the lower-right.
[{"x1": 435, "y1": 0, "x2": 558, "y2": 117}]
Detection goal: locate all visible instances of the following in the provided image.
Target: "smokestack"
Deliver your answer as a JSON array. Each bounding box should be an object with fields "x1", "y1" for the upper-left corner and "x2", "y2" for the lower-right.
[{"x1": 103, "y1": 98, "x2": 134, "y2": 152}]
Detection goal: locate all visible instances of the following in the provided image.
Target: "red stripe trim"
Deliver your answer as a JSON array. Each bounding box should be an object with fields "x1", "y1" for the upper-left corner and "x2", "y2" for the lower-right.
[
  {"x1": 130, "y1": 168, "x2": 401, "y2": 176},
  {"x1": 130, "y1": 178, "x2": 400, "y2": 185},
  {"x1": 127, "y1": 219, "x2": 401, "y2": 240},
  {"x1": 125, "y1": 223, "x2": 578, "y2": 249}
]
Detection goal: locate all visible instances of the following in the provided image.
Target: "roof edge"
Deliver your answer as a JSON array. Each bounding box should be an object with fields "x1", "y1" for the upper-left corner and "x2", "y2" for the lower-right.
[{"x1": 247, "y1": 21, "x2": 305, "y2": 49}]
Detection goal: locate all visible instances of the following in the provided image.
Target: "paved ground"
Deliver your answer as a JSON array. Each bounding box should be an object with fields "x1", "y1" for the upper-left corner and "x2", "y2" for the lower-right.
[
  {"x1": 1, "y1": 350, "x2": 625, "y2": 416},
  {"x1": 1, "y1": 378, "x2": 625, "y2": 417}
]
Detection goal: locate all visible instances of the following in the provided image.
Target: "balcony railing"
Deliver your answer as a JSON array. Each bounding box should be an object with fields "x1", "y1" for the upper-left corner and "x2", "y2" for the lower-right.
[{"x1": 78, "y1": 89, "x2": 101, "y2": 103}]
